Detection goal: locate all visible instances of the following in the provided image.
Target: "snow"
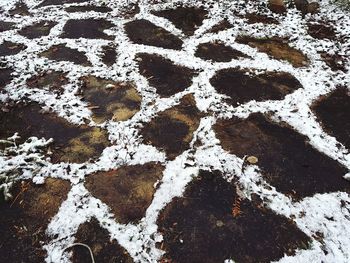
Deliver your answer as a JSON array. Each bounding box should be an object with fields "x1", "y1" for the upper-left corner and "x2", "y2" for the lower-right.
[{"x1": 0, "y1": 0, "x2": 349, "y2": 262}]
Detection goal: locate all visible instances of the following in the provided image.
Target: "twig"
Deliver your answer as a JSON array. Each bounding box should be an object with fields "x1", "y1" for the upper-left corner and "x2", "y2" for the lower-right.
[{"x1": 63, "y1": 243, "x2": 95, "y2": 263}]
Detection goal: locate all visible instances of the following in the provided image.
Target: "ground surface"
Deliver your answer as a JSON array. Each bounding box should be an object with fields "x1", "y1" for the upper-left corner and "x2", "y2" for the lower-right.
[{"x1": 0, "y1": 0, "x2": 349, "y2": 262}]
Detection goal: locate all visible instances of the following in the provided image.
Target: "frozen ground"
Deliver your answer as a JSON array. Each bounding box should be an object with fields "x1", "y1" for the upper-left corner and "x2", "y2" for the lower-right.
[{"x1": 0, "y1": 0, "x2": 349, "y2": 262}]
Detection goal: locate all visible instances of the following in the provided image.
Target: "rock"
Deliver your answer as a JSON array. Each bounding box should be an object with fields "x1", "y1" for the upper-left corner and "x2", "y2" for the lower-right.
[
  {"x1": 307, "y1": 2, "x2": 320, "y2": 14},
  {"x1": 268, "y1": 0, "x2": 287, "y2": 14},
  {"x1": 247, "y1": 156, "x2": 259, "y2": 164}
]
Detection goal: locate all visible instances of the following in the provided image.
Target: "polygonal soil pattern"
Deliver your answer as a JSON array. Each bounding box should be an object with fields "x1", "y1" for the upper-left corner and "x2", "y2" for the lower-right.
[
  {"x1": 195, "y1": 42, "x2": 250, "y2": 62},
  {"x1": 61, "y1": 19, "x2": 114, "y2": 40},
  {"x1": 19, "y1": 21, "x2": 57, "y2": 39},
  {"x1": 0, "y1": 41, "x2": 26, "y2": 56}
]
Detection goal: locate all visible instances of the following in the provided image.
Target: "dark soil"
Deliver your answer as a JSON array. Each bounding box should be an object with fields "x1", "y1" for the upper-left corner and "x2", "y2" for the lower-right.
[
  {"x1": 39, "y1": 44, "x2": 91, "y2": 66},
  {"x1": 136, "y1": 53, "x2": 196, "y2": 97},
  {"x1": 0, "y1": 41, "x2": 26, "y2": 56},
  {"x1": 152, "y1": 7, "x2": 208, "y2": 36},
  {"x1": 19, "y1": 21, "x2": 57, "y2": 39},
  {"x1": 0, "y1": 179, "x2": 70, "y2": 263},
  {"x1": 207, "y1": 19, "x2": 233, "y2": 34},
  {"x1": 65, "y1": 5, "x2": 112, "y2": 13},
  {"x1": 101, "y1": 45, "x2": 117, "y2": 67},
  {"x1": 307, "y1": 22, "x2": 336, "y2": 40},
  {"x1": 244, "y1": 13, "x2": 279, "y2": 24},
  {"x1": 0, "y1": 21, "x2": 15, "y2": 32},
  {"x1": 124, "y1": 19, "x2": 183, "y2": 50},
  {"x1": 312, "y1": 88, "x2": 350, "y2": 150},
  {"x1": 236, "y1": 36, "x2": 309, "y2": 67},
  {"x1": 210, "y1": 68, "x2": 302, "y2": 106},
  {"x1": 0, "y1": 68, "x2": 13, "y2": 89},
  {"x1": 141, "y1": 95, "x2": 202, "y2": 159},
  {"x1": 38, "y1": 0, "x2": 89, "y2": 7},
  {"x1": 9, "y1": 1, "x2": 30, "y2": 16},
  {"x1": 61, "y1": 19, "x2": 114, "y2": 40},
  {"x1": 158, "y1": 170, "x2": 311, "y2": 263},
  {"x1": 0, "y1": 103, "x2": 109, "y2": 163},
  {"x1": 26, "y1": 70, "x2": 68, "y2": 94},
  {"x1": 195, "y1": 42, "x2": 250, "y2": 62},
  {"x1": 85, "y1": 163, "x2": 164, "y2": 224},
  {"x1": 71, "y1": 218, "x2": 134, "y2": 263},
  {"x1": 320, "y1": 52, "x2": 347, "y2": 72},
  {"x1": 214, "y1": 113, "x2": 350, "y2": 199},
  {"x1": 79, "y1": 75, "x2": 141, "y2": 123}
]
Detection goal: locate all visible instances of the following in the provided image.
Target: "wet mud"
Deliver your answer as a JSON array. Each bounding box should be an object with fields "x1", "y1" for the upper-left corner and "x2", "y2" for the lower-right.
[
  {"x1": 0, "y1": 41, "x2": 26, "y2": 56},
  {"x1": 19, "y1": 21, "x2": 57, "y2": 39},
  {"x1": 26, "y1": 70, "x2": 68, "y2": 94},
  {"x1": 71, "y1": 218, "x2": 133, "y2": 263},
  {"x1": 0, "y1": 103, "x2": 109, "y2": 163},
  {"x1": 61, "y1": 19, "x2": 114, "y2": 40},
  {"x1": 124, "y1": 19, "x2": 183, "y2": 50},
  {"x1": 141, "y1": 95, "x2": 202, "y2": 159},
  {"x1": 79, "y1": 75, "x2": 142, "y2": 123},
  {"x1": 137, "y1": 53, "x2": 196, "y2": 97},
  {"x1": 152, "y1": 7, "x2": 208, "y2": 36},
  {"x1": 85, "y1": 163, "x2": 164, "y2": 224},
  {"x1": 0, "y1": 178, "x2": 70, "y2": 263},
  {"x1": 236, "y1": 36, "x2": 309, "y2": 67},
  {"x1": 9, "y1": 1, "x2": 30, "y2": 16},
  {"x1": 195, "y1": 42, "x2": 250, "y2": 62},
  {"x1": 312, "y1": 88, "x2": 350, "y2": 150},
  {"x1": 210, "y1": 68, "x2": 302, "y2": 106},
  {"x1": 214, "y1": 113, "x2": 350, "y2": 199},
  {"x1": 39, "y1": 44, "x2": 91, "y2": 66},
  {"x1": 158, "y1": 170, "x2": 311, "y2": 263}
]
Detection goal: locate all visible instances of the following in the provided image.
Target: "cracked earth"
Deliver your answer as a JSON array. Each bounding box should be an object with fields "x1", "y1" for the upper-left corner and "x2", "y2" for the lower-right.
[{"x1": 0, "y1": 0, "x2": 349, "y2": 262}]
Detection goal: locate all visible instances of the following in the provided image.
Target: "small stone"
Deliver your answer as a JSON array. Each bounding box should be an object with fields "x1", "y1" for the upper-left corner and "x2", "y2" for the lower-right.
[
  {"x1": 247, "y1": 156, "x2": 258, "y2": 164},
  {"x1": 216, "y1": 220, "x2": 224, "y2": 227}
]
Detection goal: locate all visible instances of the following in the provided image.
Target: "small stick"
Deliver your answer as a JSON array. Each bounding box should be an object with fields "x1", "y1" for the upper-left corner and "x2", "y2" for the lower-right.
[{"x1": 63, "y1": 243, "x2": 95, "y2": 263}]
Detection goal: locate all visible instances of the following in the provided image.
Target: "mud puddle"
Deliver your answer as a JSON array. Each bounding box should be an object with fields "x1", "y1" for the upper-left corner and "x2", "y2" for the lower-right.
[
  {"x1": 210, "y1": 68, "x2": 302, "y2": 106},
  {"x1": 141, "y1": 94, "x2": 203, "y2": 159},
  {"x1": 158, "y1": 170, "x2": 311, "y2": 263},
  {"x1": 85, "y1": 162, "x2": 164, "y2": 224},
  {"x1": 79, "y1": 75, "x2": 142, "y2": 123},
  {"x1": 61, "y1": 19, "x2": 114, "y2": 40},
  {"x1": 214, "y1": 113, "x2": 350, "y2": 199},
  {"x1": 39, "y1": 44, "x2": 91, "y2": 66},
  {"x1": 312, "y1": 88, "x2": 350, "y2": 149},
  {"x1": 136, "y1": 53, "x2": 196, "y2": 97},
  {"x1": 152, "y1": 7, "x2": 208, "y2": 36},
  {"x1": 236, "y1": 36, "x2": 309, "y2": 67},
  {"x1": 0, "y1": 178, "x2": 70, "y2": 263},
  {"x1": 0, "y1": 41, "x2": 26, "y2": 56},
  {"x1": 0, "y1": 103, "x2": 109, "y2": 163},
  {"x1": 195, "y1": 42, "x2": 250, "y2": 62},
  {"x1": 19, "y1": 21, "x2": 57, "y2": 39},
  {"x1": 124, "y1": 19, "x2": 183, "y2": 50}
]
